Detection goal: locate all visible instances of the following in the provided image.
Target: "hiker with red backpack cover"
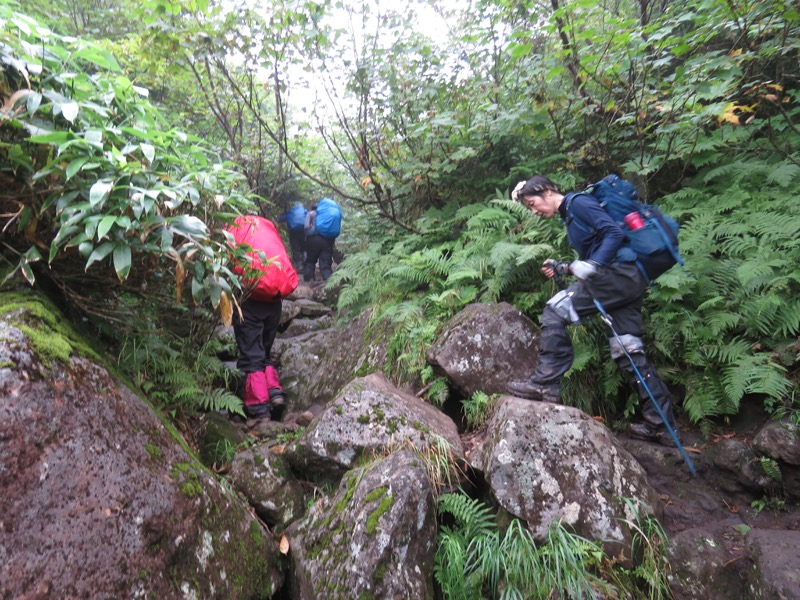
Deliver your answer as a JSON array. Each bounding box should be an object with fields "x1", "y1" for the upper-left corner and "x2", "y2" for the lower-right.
[
  {"x1": 505, "y1": 175, "x2": 680, "y2": 446},
  {"x1": 226, "y1": 215, "x2": 299, "y2": 420}
]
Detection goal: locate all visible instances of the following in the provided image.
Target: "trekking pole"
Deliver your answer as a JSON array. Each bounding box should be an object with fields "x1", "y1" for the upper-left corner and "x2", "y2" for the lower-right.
[{"x1": 591, "y1": 297, "x2": 696, "y2": 477}]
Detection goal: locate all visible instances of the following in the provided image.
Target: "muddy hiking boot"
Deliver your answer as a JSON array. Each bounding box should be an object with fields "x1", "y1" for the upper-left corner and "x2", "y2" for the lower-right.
[
  {"x1": 506, "y1": 380, "x2": 561, "y2": 403},
  {"x1": 627, "y1": 422, "x2": 679, "y2": 446}
]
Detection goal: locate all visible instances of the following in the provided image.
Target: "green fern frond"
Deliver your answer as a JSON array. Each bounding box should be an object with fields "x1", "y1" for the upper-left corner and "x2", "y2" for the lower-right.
[
  {"x1": 722, "y1": 355, "x2": 790, "y2": 403},
  {"x1": 766, "y1": 162, "x2": 800, "y2": 187},
  {"x1": 199, "y1": 388, "x2": 245, "y2": 415},
  {"x1": 437, "y1": 493, "x2": 497, "y2": 540},
  {"x1": 777, "y1": 299, "x2": 800, "y2": 336}
]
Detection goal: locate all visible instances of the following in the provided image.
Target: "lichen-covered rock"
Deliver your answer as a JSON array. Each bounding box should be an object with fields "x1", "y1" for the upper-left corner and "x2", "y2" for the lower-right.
[
  {"x1": 285, "y1": 373, "x2": 463, "y2": 484},
  {"x1": 473, "y1": 396, "x2": 660, "y2": 553},
  {"x1": 752, "y1": 419, "x2": 800, "y2": 466},
  {"x1": 0, "y1": 297, "x2": 283, "y2": 599},
  {"x1": 281, "y1": 300, "x2": 303, "y2": 326},
  {"x1": 230, "y1": 447, "x2": 308, "y2": 530},
  {"x1": 281, "y1": 315, "x2": 334, "y2": 339},
  {"x1": 425, "y1": 302, "x2": 539, "y2": 396},
  {"x1": 668, "y1": 528, "x2": 747, "y2": 600},
  {"x1": 746, "y1": 529, "x2": 800, "y2": 599},
  {"x1": 273, "y1": 309, "x2": 390, "y2": 411},
  {"x1": 294, "y1": 297, "x2": 332, "y2": 318},
  {"x1": 287, "y1": 450, "x2": 436, "y2": 599}
]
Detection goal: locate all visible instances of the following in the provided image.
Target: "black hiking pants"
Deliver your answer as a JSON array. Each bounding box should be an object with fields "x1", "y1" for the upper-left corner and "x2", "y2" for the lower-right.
[
  {"x1": 533, "y1": 262, "x2": 676, "y2": 429},
  {"x1": 233, "y1": 298, "x2": 282, "y2": 374},
  {"x1": 303, "y1": 234, "x2": 335, "y2": 281}
]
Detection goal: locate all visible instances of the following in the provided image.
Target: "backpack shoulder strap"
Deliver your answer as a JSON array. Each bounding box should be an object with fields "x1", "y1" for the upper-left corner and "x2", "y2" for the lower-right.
[{"x1": 563, "y1": 192, "x2": 595, "y2": 234}]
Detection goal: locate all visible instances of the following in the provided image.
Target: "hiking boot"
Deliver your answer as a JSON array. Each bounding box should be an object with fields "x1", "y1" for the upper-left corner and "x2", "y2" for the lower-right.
[
  {"x1": 506, "y1": 380, "x2": 561, "y2": 403},
  {"x1": 245, "y1": 401, "x2": 271, "y2": 421},
  {"x1": 627, "y1": 422, "x2": 679, "y2": 446},
  {"x1": 269, "y1": 391, "x2": 286, "y2": 421}
]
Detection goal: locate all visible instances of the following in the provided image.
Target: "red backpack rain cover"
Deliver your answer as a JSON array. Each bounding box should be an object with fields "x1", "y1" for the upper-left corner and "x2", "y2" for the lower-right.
[{"x1": 226, "y1": 216, "x2": 299, "y2": 301}]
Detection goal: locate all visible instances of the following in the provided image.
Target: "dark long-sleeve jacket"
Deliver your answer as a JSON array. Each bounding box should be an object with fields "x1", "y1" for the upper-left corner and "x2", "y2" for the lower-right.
[{"x1": 558, "y1": 193, "x2": 625, "y2": 266}]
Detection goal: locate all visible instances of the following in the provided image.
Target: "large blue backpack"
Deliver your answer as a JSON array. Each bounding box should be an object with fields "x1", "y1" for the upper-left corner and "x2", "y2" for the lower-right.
[
  {"x1": 285, "y1": 204, "x2": 307, "y2": 231},
  {"x1": 564, "y1": 174, "x2": 684, "y2": 282},
  {"x1": 315, "y1": 197, "x2": 342, "y2": 239}
]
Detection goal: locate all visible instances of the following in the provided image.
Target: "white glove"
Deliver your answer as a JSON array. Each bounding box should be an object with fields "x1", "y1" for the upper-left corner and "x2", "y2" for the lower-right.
[
  {"x1": 570, "y1": 260, "x2": 598, "y2": 281},
  {"x1": 511, "y1": 180, "x2": 526, "y2": 202}
]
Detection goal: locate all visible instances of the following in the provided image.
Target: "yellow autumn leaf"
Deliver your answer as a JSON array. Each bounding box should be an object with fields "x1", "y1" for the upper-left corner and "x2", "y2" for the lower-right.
[
  {"x1": 718, "y1": 103, "x2": 741, "y2": 125},
  {"x1": 220, "y1": 291, "x2": 232, "y2": 328},
  {"x1": 175, "y1": 259, "x2": 185, "y2": 303}
]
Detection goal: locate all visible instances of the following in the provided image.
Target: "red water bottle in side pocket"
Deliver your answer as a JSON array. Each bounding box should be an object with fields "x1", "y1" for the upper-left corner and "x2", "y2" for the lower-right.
[{"x1": 624, "y1": 212, "x2": 645, "y2": 230}]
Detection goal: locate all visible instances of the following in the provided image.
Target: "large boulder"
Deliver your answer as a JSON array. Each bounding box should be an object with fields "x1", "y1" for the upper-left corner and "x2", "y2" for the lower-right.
[
  {"x1": 273, "y1": 309, "x2": 389, "y2": 411},
  {"x1": 753, "y1": 419, "x2": 800, "y2": 466},
  {"x1": 472, "y1": 396, "x2": 661, "y2": 553},
  {"x1": 287, "y1": 449, "x2": 437, "y2": 599},
  {"x1": 746, "y1": 529, "x2": 800, "y2": 599},
  {"x1": 229, "y1": 447, "x2": 308, "y2": 531},
  {"x1": 426, "y1": 302, "x2": 538, "y2": 396},
  {"x1": 668, "y1": 527, "x2": 748, "y2": 600},
  {"x1": 0, "y1": 295, "x2": 283, "y2": 599},
  {"x1": 285, "y1": 373, "x2": 463, "y2": 484}
]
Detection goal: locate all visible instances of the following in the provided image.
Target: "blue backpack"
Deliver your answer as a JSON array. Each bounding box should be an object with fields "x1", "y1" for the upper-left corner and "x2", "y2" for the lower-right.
[
  {"x1": 315, "y1": 197, "x2": 342, "y2": 239},
  {"x1": 564, "y1": 174, "x2": 684, "y2": 282},
  {"x1": 285, "y1": 204, "x2": 307, "y2": 231}
]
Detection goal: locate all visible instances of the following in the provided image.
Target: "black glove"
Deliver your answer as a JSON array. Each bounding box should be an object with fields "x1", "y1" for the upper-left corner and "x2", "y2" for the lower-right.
[{"x1": 543, "y1": 259, "x2": 570, "y2": 277}]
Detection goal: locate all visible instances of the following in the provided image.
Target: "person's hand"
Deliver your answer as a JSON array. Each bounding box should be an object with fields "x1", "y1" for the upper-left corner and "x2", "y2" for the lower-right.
[
  {"x1": 542, "y1": 259, "x2": 570, "y2": 279},
  {"x1": 569, "y1": 260, "x2": 599, "y2": 281}
]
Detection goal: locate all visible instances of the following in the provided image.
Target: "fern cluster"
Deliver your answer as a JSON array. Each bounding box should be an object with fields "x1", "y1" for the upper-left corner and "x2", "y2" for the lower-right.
[
  {"x1": 645, "y1": 153, "x2": 800, "y2": 423},
  {"x1": 118, "y1": 332, "x2": 244, "y2": 418},
  {"x1": 435, "y1": 492, "x2": 674, "y2": 599},
  {"x1": 328, "y1": 196, "x2": 559, "y2": 400},
  {"x1": 435, "y1": 492, "x2": 607, "y2": 599}
]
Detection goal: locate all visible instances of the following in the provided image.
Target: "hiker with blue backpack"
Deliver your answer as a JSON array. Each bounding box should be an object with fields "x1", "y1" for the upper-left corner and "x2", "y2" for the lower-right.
[
  {"x1": 278, "y1": 202, "x2": 308, "y2": 269},
  {"x1": 506, "y1": 174, "x2": 683, "y2": 445},
  {"x1": 303, "y1": 197, "x2": 342, "y2": 282}
]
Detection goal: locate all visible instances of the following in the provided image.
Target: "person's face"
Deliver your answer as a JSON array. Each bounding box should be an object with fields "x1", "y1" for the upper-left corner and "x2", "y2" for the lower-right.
[{"x1": 521, "y1": 190, "x2": 558, "y2": 218}]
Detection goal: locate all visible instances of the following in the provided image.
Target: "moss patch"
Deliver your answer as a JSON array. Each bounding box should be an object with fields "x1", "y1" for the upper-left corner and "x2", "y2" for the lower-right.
[
  {"x1": 366, "y1": 490, "x2": 394, "y2": 535},
  {"x1": 0, "y1": 291, "x2": 101, "y2": 366}
]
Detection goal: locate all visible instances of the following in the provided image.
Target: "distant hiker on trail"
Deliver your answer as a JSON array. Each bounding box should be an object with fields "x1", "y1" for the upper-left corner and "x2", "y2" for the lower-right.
[
  {"x1": 506, "y1": 175, "x2": 679, "y2": 445},
  {"x1": 278, "y1": 202, "x2": 308, "y2": 270},
  {"x1": 226, "y1": 215, "x2": 299, "y2": 421},
  {"x1": 303, "y1": 197, "x2": 342, "y2": 282}
]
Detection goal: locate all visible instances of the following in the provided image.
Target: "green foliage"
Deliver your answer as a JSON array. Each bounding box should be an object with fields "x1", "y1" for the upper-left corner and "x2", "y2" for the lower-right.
[
  {"x1": 1, "y1": 7, "x2": 255, "y2": 321},
  {"x1": 434, "y1": 492, "x2": 606, "y2": 599},
  {"x1": 462, "y1": 391, "x2": 498, "y2": 430},
  {"x1": 330, "y1": 198, "x2": 556, "y2": 387},
  {"x1": 643, "y1": 154, "x2": 799, "y2": 423},
  {"x1": 118, "y1": 332, "x2": 244, "y2": 418},
  {"x1": 609, "y1": 498, "x2": 673, "y2": 600}
]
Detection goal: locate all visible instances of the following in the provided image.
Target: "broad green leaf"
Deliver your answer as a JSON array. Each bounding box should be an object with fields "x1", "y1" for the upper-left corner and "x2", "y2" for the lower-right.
[
  {"x1": 89, "y1": 180, "x2": 113, "y2": 206},
  {"x1": 26, "y1": 91, "x2": 42, "y2": 114},
  {"x1": 65, "y1": 156, "x2": 90, "y2": 180},
  {"x1": 113, "y1": 243, "x2": 132, "y2": 281},
  {"x1": 97, "y1": 215, "x2": 117, "y2": 239},
  {"x1": 85, "y1": 130, "x2": 103, "y2": 147},
  {"x1": 28, "y1": 131, "x2": 72, "y2": 144},
  {"x1": 78, "y1": 241, "x2": 94, "y2": 258},
  {"x1": 60, "y1": 102, "x2": 79, "y2": 123},
  {"x1": 85, "y1": 241, "x2": 115, "y2": 270},
  {"x1": 141, "y1": 143, "x2": 155, "y2": 163},
  {"x1": 168, "y1": 215, "x2": 207, "y2": 237},
  {"x1": 71, "y1": 46, "x2": 121, "y2": 71}
]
